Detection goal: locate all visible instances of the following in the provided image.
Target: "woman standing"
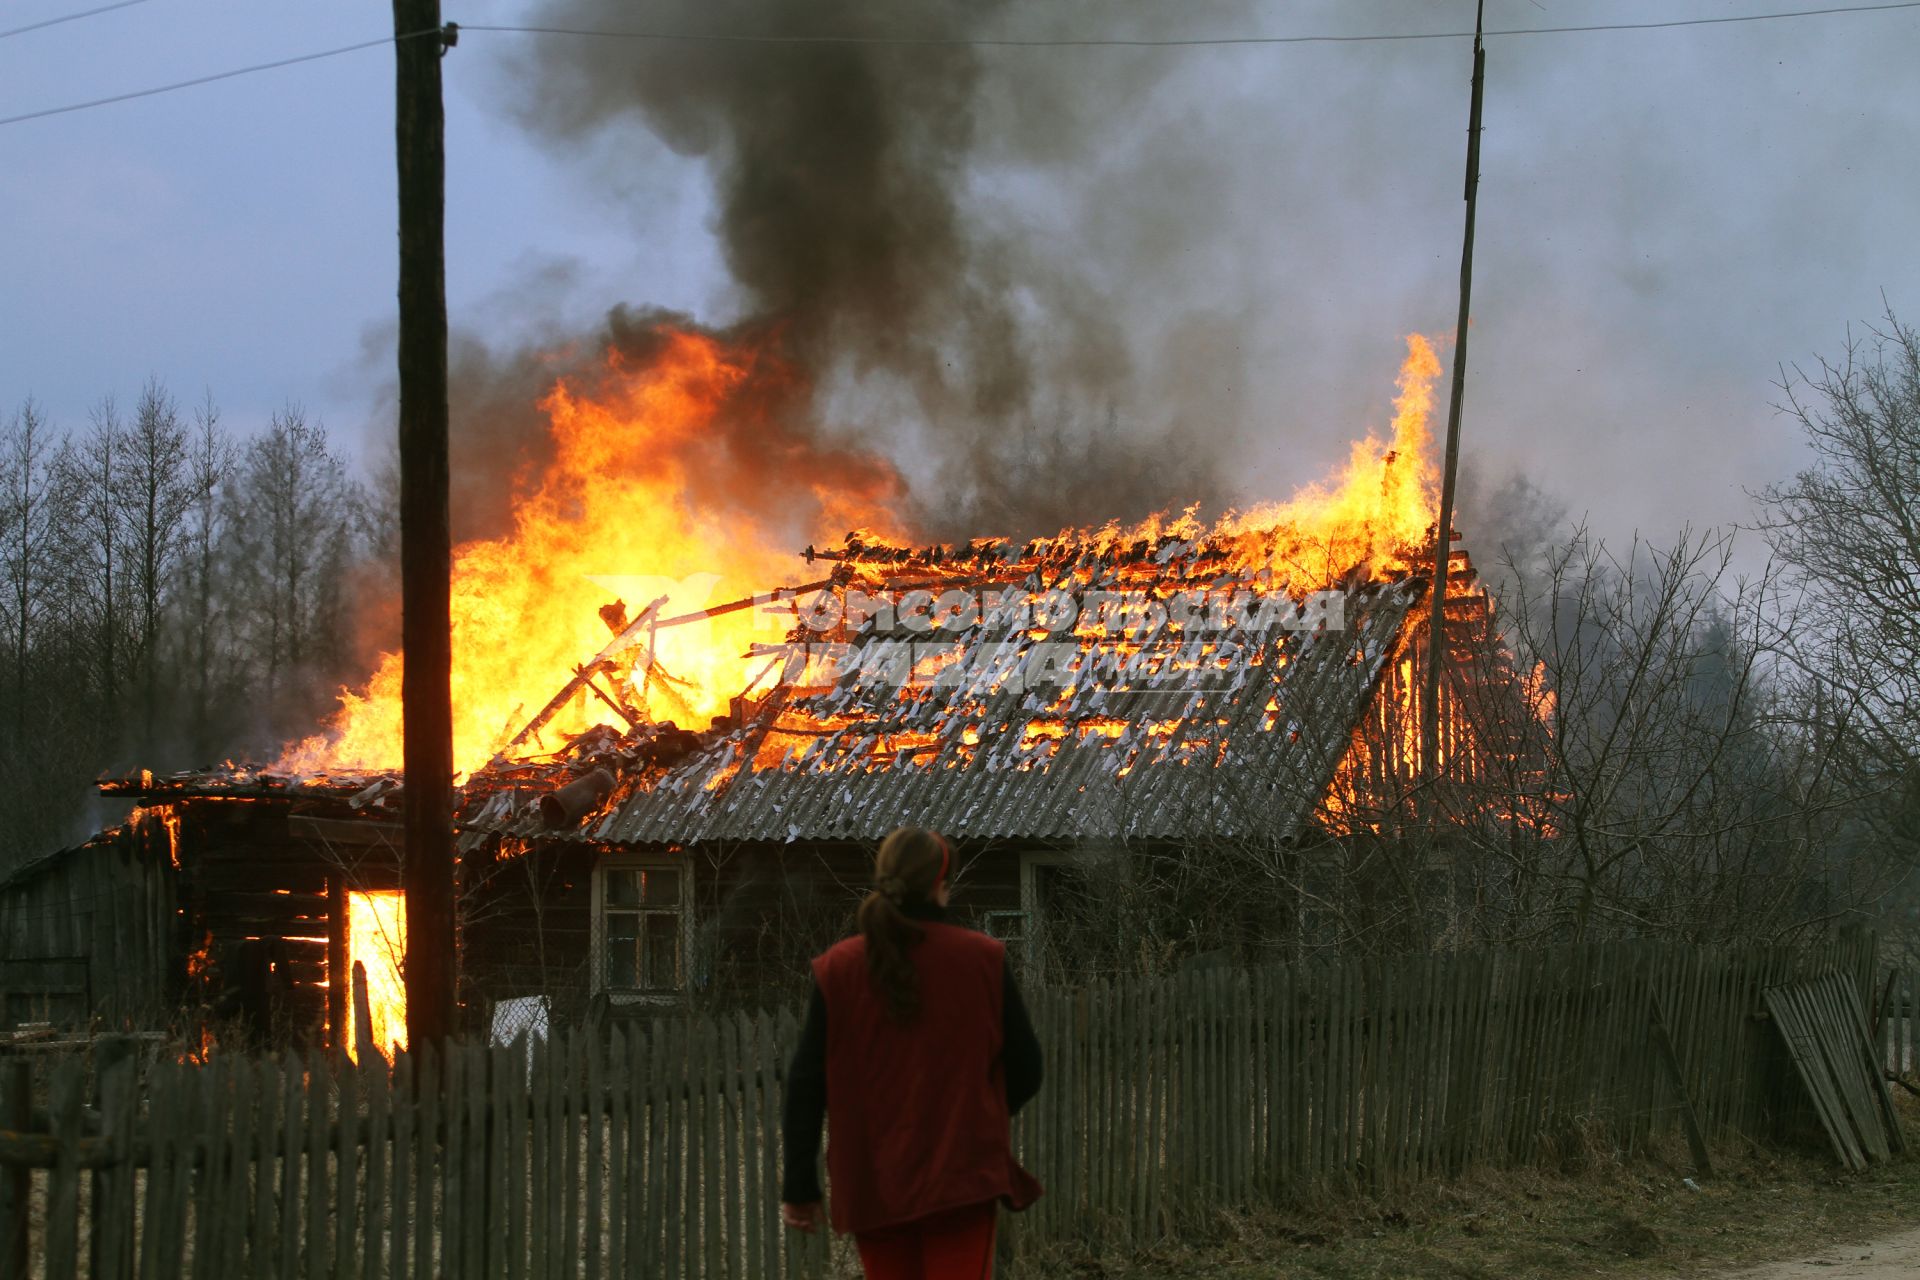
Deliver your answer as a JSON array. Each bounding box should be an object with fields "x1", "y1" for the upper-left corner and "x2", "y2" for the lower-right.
[{"x1": 781, "y1": 827, "x2": 1044, "y2": 1279}]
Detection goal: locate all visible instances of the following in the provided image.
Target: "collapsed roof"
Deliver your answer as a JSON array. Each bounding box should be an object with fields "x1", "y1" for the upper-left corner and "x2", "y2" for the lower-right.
[
  {"x1": 461, "y1": 530, "x2": 1432, "y2": 846},
  {"x1": 107, "y1": 529, "x2": 1449, "y2": 848}
]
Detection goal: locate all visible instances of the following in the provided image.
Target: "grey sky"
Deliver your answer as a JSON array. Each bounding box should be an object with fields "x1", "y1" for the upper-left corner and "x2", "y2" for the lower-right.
[{"x1": 3, "y1": 0, "x2": 1917, "y2": 560}]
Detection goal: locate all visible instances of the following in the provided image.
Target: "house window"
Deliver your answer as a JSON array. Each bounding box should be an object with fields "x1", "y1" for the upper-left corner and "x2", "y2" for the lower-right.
[
  {"x1": 982, "y1": 910, "x2": 1030, "y2": 956},
  {"x1": 1017, "y1": 851, "x2": 1112, "y2": 978},
  {"x1": 593, "y1": 863, "x2": 690, "y2": 996}
]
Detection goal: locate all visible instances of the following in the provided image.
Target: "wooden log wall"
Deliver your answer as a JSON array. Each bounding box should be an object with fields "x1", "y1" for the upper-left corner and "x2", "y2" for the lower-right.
[
  {"x1": 458, "y1": 838, "x2": 1033, "y2": 1022},
  {"x1": 171, "y1": 801, "x2": 359, "y2": 1044},
  {"x1": 0, "y1": 818, "x2": 172, "y2": 1030}
]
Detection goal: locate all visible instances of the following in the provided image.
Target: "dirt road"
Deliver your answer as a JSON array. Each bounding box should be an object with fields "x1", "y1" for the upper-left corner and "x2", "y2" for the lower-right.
[{"x1": 1718, "y1": 1224, "x2": 1920, "y2": 1278}]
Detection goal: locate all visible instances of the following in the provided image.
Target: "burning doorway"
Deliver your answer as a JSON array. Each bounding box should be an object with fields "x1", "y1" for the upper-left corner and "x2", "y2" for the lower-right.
[{"x1": 346, "y1": 890, "x2": 407, "y2": 1062}]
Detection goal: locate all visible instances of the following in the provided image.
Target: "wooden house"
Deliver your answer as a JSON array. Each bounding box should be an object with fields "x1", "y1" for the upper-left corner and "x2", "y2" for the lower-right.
[{"x1": 4, "y1": 528, "x2": 1542, "y2": 1047}]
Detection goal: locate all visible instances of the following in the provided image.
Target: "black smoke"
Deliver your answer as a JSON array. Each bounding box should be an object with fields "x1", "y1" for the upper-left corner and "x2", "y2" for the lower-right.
[{"x1": 487, "y1": 0, "x2": 1241, "y2": 540}]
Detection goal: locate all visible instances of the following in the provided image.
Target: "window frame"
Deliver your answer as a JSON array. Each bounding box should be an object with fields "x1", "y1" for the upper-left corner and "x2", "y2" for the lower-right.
[
  {"x1": 1011, "y1": 851, "x2": 1083, "y2": 974},
  {"x1": 589, "y1": 858, "x2": 694, "y2": 1003}
]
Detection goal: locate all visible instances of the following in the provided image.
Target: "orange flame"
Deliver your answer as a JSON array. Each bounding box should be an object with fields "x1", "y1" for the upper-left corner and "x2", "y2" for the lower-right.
[
  {"x1": 1226, "y1": 333, "x2": 1443, "y2": 581},
  {"x1": 281, "y1": 329, "x2": 904, "y2": 776},
  {"x1": 281, "y1": 331, "x2": 1445, "y2": 776},
  {"x1": 345, "y1": 890, "x2": 407, "y2": 1063}
]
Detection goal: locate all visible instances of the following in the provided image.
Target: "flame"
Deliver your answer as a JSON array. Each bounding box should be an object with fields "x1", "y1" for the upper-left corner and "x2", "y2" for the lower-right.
[
  {"x1": 345, "y1": 890, "x2": 407, "y2": 1063},
  {"x1": 127, "y1": 804, "x2": 185, "y2": 868},
  {"x1": 1522, "y1": 658, "x2": 1556, "y2": 727},
  {"x1": 177, "y1": 1024, "x2": 215, "y2": 1066},
  {"x1": 157, "y1": 806, "x2": 183, "y2": 868},
  {"x1": 280, "y1": 328, "x2": 905, "y2": 776},
  {"x1": 185, "y1": 931, "x2": 214, "y2": 981},
  {"x1": 281, "y1": 331, "x2": 1445, "y2": 777},
  {"x1": 998, "y1": 334, "x2": 1442, "y2": 587}
]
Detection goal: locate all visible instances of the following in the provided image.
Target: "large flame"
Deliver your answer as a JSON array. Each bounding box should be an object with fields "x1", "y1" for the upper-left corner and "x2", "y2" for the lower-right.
[
  {"x1": 281, "y1": 329, "x2": 903, "y2": 776},
  {"x1": 282, "y1": 330, "x2": 1444, "y2": 776},
  {"x1": 1226, "y1": 333, "x2": 1443, "y2": 581},
  {"x1": 1049, "y1": 333, "x2": 1444, "y2": 585}
]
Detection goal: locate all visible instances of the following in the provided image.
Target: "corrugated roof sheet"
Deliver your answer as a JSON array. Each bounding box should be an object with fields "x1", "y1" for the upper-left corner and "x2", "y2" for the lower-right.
[{"x1": 464, "y1": 570, "x2": 1424, "y2": 847}]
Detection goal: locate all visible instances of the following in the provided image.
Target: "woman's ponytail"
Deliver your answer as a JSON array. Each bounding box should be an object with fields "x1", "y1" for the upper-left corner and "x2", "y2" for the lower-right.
[{"x1": 859, "y1": 828, "x2": 950, "y2": 1021}]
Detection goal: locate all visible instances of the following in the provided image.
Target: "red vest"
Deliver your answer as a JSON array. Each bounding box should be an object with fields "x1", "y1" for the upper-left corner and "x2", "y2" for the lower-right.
[{"x1": 811, "y1": 922, "x2": 1043, "y2": 1235}]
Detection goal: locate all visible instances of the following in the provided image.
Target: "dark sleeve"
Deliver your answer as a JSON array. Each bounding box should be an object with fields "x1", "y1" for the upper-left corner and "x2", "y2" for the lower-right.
[
  {"x1": 1002, "y1": 957, "x2": 1044, "y2": 1115},
  {"x1": 780, "y1": 981, "x2": 829, "y2": 1204}
]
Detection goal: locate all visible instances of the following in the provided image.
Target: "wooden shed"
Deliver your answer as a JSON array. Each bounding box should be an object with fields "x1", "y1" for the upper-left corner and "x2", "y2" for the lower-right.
[{"x1": 0, "y1": 813, "x2": 174, "y2": 1033}]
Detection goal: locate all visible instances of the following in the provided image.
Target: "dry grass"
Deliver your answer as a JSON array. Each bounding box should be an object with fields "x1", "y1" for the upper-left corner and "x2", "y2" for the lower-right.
[{"x1": 1016, "y1": 1109, "x2": 1920, "y2": 1279}]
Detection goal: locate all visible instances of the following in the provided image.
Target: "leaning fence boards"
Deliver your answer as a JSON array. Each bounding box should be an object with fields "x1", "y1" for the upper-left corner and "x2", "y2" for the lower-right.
[
  {"x1": 1764, "y1": 974, "x2": 1903, "y2": 1171},
  {"x1": 0, "y1": 933, "x2": 1891, "y2": 1277}
]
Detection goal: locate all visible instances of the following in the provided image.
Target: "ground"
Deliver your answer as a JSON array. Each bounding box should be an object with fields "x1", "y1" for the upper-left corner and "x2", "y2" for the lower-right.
[
  {"x1": 1720, "y1": 1225, "x2": 1920, "y2": 1279},
  {"x1": 1020, "y1": 1107, "x2": 1920, "y2": 1279}
]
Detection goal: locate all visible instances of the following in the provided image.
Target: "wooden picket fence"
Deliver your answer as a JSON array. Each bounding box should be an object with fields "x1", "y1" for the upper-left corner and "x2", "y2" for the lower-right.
[
  {"x1": 1869, "y1": 962, "x2": 1920, "y2": 1081},
  {"x1": 0, "y1": 932, "x2": 1890, "y2": 1279}
]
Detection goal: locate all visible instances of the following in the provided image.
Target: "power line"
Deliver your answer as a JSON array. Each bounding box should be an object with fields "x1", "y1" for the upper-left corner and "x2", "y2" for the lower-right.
[
  {"x1": 0, "y1": 0, "x2": 149, "y2": 42},
  {"x1": 3, "y1": 2, "x2": 1918, "y2": 129},
  {"x1": 0, "y1": 28, "x2": 443, "y2": 128},
  {"x1": 463, "y1": 2, "x2": 1920, "y2": 48}
]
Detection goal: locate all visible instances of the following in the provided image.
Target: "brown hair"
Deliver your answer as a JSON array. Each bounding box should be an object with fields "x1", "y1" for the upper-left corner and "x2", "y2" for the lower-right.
[{"x1": 856, "y1": 827, "x2": 950, "y2": 1021}]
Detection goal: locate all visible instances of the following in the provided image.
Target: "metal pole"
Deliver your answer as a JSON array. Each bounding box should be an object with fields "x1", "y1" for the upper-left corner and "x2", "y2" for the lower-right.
[
  {"x1": 1421, "y1": 1, "x2": 1486, "y2": 823},
  {"x1": 394, "y1": 0, "x2": 456, "y2": 1047}
]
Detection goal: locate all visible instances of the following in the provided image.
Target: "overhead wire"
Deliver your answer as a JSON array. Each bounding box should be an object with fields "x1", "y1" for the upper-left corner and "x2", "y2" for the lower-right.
[
  {"x1": 0, "y1": 27, "x2": 444, "y2": 128},
  {"x1": 462, "y1": 2, "x2": 1920, "y2": 47},
  {"x1": 0, "y1": 0, "x2": 150, "y2": 42},
  {"x1": 2, "y1": 2, "x2": 1919, "y2": 129}
]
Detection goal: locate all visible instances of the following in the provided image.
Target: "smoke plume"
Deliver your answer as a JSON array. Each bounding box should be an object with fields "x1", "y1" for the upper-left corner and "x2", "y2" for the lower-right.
[{"x1": 459, "y1": 0, "x2": 1247, "y2": 542}]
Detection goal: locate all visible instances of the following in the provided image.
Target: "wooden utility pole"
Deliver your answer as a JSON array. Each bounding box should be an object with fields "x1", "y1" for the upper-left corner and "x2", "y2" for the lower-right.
[
  {"x1": 1420, "y1": 0, "x2": 1486, "y2": 822},
  {"x1": 394, "y1": 0, "x2": 456, "y2": 1047}
]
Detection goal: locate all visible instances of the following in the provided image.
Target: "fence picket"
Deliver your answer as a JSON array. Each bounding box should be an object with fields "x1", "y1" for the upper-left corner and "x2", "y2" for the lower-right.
[
  {"x1": 444, "y1": 1043, "x2": 469, "y2": 1280},
  {"x1": 725, "y1": 1028, "x2": 748, "y2": 1280},
  {"x1": 529, "y1": 1036, "x2": 550, "y2": 1280},
  {"x1": 364, "y1": 1051, "x2": 390, "y2": 1280},
  {"x1": 167, "y1": 1059, "x2": 208, "y2": 1276},
  {"x1": 91, "y1": 1051, "x2": 138, "y2": 1280},
  {"x1": 304, "y1": 1050, "x2": 331, "y2": 1280},
  {"x1": 664, "y1": 1019, "x2": 685, "y2": 1280},
  {"x1": 135, "y1": 1061, "x2": 177, "y2": 1280},
  {"x1": 390, "y1": 1051, "x2": 415, "y2": 1280},
  {"x1": 418, "y1": 1042, "x2": 443, "y2": 1280},
  {"x1": 276, "y1": 1053, "x2": 305, "y2": 1280},
  {"x1": 333, "y1": 1061, "x2": 358, "y2": 1280},
  {"x1": 43, "y1": 1060, "x2": 84, "y2": 1280},
  {"x1": 505, "y1": 1039, "x2": 532, "y2": 1280},
  {"x1": 468, "y1": 1044, "x2": 494, "y2": 1280},
  {"x1": 196, "y1": 1060, "x2": 241, "y2": 1280},
  {"x1": 586, "y1": 1030, "x2": 605, "y2": 1280},
  {"x1": 757, "y1": 1013, "x2": 781, "y2": 1280},
  {"x1": 607, "y1": 1026, "x2": 629, "y2": 1280}
]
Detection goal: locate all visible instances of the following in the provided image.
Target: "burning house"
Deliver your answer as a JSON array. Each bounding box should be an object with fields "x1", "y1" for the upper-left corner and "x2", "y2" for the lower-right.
[{"x1": 0, "y1": 334, "x2": 1549, "y2": 1054}]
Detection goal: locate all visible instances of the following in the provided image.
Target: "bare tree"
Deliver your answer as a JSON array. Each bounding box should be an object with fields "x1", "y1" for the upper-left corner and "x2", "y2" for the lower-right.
[
  {"x1": 178, "y1": 391, "x2": 235, "y2": 760},
  {"x1": 1024, "y1": 524, "x2": 1898, "y2": 975},
  {"x1": 0, "y1": 398, "x2": 57, "y2": 744},
  {"x1": 225, "y1": 406, "x2": 363, "y2": 730},
  {"x1": 0, "y1": 383, "x2": 385, "y2": 871},
  {"x1": 120, "y1": 377, "x2": 195, "y2": 749},
  {"x1": 52, "y1": 396, "x2": 129, "y2": 738},
  {"x1": 1755, "y1": 312, "x2": 1920, "y2": 767},
  {"x1": 1452, "y1": 527, "x2": 1874, "y2": 944},
  {"x1": 1754, "y1": 309, "x2": 1920, "y2": 950}
]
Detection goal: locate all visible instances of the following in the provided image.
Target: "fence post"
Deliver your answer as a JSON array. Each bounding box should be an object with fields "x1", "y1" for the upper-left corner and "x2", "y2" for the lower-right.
[
  {"x1": 90, "y1": 1039, "x2": 140, "y2": 1280},
  {"x1": 45, "y1": 1059, "x2": 85, "y2": 1280},
  {"x1": 1, "y1": 1058, "x2": 29, "y2": 1278},
  {"x1": 1649, "y1": 996, "x2": 1714, "y2": 1178}
]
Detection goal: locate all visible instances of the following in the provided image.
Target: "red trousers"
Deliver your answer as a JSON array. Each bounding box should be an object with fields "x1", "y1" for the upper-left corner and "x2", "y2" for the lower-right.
[{"x1": 853, "y1": 1200, "x2": 998, "y2": 1280}]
